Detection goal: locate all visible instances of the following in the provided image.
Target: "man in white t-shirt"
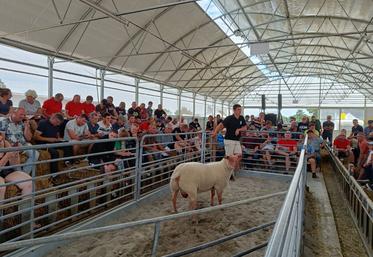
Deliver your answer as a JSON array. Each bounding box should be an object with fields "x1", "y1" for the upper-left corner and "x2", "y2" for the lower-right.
[{"x1": 64, "y1": 114, "x2": 92, "y2": 155}]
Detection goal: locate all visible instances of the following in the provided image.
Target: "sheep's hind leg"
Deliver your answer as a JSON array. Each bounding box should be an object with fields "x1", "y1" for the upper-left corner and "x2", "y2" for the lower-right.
[
  {"x1": 171, "y1": 190, "x2": 179, "y2": 213},
  {"x1": 210, "y1": 187, "x2": 215, "y2": 206}
]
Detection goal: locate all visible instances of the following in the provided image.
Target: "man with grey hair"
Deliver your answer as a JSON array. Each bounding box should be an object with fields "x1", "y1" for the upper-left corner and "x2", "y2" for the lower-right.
[{"x1": 0, "y1": 107, "x2": 40, "y2": 174}]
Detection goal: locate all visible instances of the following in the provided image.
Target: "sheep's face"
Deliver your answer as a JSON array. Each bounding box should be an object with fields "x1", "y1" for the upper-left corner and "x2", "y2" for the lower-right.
[{"x1": 225, "y1": 154, "x2": 241, "y2": 171}]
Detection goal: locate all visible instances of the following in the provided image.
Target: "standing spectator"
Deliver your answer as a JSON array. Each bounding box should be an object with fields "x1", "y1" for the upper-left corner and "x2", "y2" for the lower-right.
[
  {"x1": 349, "y1": 119, "x2": 363, "y2": 138},
  {"x1": 0, "y1": 88, "x2": 13, "y2": 117},
  {"x1": 116, "y1": 102, "x2": 126, "y2": 116},
  {"x1": 364, "y1": 120, "x2": 373, "y2": 137},
  {"x1": 297, "y1": 116, "x2": 309, "y2": 133},
  {"x1": 147, "y1": 101, "x2": 153, "y2": 118},
  {"x1": 0, "y1": 108, "x2": 39, "y2": 174},
  {"x1": 189, "y1": 118, "x2": 201, "y2": 132},
  {"x1": 18, "y1": 89, "x2": 41, "y2": 116},
  {"x1": 82, "y1": 95, "x2": 95, "y2": 115},
  {"x1": 310, "y1": 115, "x2": 321, "y2": 134},
  {"x1": 212, "y1": 104, "x2": 247, "y2": 159},
  {"x1": 127, "y1": 101, "x2": 140, "y2": 118},
  {"x1": 206, "y1": 115, "x2": 214, "y2": 131},
  {"x1": 139, "y1": 103, "x2": 148, "y2": 120},
  {"x1": 305, "y1": 132, "x2": 318, "y2": 178},
  {"x1": 322, "y1": 115, "x2": 335, "y2": 145},
  {"x1": 216, "y1": 114, "x2": 223, "y2": 125},
  {"x1": 106, "y1": 96, "x2": 118, "y2": 117},
  {"x1": 154, "y1": 104, "x2": 167, "y2": 121},
  {"x1": 42, "y1": 93, "x2": 64, "y2": 118},
  {"x1": 97, "y1": 113, "x2": 112, "y2": 138},
  {"x1": 64, "y1": 114, "x2": 92, "y2": 156},
  {"x1": 65, "y1": 94, "x2": 83, "y2": 119},
  {"x1": 96, "y1": 99, "x2": 108, "y2": 116}
]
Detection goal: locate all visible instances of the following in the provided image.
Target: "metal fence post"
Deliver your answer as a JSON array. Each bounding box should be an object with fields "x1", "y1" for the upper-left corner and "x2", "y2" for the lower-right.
[
  {"x1": 201, "y1": 132, "x2": 206, "y2": 163},
  {"x1": 30, "y1": 149, "x2": 37, "y2": 239},
  {"x1": 136, "y1": 137, "x2": 144, "y2": 200}
]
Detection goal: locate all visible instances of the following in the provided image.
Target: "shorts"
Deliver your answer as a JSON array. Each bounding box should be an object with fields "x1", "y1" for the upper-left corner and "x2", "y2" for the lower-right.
[{"x1": 224, "y1": 140, "x2": 242, "y2": 156}]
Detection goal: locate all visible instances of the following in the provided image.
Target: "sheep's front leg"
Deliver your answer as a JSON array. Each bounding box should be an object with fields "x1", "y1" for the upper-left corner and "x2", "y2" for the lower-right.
[
  {"x1": 217, "y1": 190, "x2": 223, "y2": 205},
  {"x1": 210, "y1": 187, "x2": 215, "y2": 206},
  {"x1": 171, "y1": 190, "x2": 179, "y2": 213}
]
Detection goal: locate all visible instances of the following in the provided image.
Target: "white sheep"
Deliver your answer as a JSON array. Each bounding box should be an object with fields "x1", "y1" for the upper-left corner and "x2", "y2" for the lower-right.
[{"x1": 170, "y1": 155, "x2": 240, "y2": 212}]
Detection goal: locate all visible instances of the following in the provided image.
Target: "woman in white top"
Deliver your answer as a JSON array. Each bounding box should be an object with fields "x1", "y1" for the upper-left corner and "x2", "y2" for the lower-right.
[{"x1": 18, "y1": 90, "x2": 42, "y2": 116}]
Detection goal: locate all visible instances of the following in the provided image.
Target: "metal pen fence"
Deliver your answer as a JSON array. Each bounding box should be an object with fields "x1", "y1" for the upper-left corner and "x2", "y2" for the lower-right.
[
  {"x1": 240, "y1": 130, "x2": 305, "y2": 174},
  {"x1": 1, "y1": 129, "x2": 309, "y2": 257},
  {"x1": 264, "y1": 135, "x2": 308, "y2": 257},
  {"x1": 328, "y1": 145, "x2": 373, "y2": 257}
]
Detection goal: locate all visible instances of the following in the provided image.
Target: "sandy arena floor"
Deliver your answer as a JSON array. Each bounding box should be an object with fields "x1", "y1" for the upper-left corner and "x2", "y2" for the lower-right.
[{"x1": 48, "y1": 176, "x2": 289, "y2": 257}]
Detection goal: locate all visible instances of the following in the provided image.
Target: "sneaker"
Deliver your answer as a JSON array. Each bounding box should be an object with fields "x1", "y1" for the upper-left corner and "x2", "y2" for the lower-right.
[{"x1": 312, "y1": 173, "x2": 318, "y2": 178}]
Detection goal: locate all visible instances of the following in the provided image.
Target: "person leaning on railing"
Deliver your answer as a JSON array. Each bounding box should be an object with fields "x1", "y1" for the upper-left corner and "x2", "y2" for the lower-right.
[
  {"x1": 305, "y1": 130, "x2": 318, "y2": 178},
  {"x1": 275, "y1": 131, "x2": 298, "y2": 173},
  {"x1": 0, "y1": 132, "x2": 33, "y2": 202},
  {"x1": 333, "y1": 129, "x2": 354, "y2": 164}
]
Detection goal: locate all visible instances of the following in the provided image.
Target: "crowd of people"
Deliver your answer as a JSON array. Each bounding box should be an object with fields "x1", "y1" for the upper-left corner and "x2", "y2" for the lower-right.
[{"x1": 1, "y1": 86, "x2": 373, "y2": 202}]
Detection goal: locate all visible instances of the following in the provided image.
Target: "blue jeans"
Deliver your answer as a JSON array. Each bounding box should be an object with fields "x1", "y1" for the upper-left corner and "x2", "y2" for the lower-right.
[{"x1": 22, "y1": 149, "x2": 40, "y2": 175}]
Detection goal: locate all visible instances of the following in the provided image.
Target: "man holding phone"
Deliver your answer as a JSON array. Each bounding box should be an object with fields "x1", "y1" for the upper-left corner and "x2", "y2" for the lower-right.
[
  {"x1": 0, "y1": 107, "x2": 39, "y2": 174},
  {"x1": 64, "y1": 114, "x2": 93, "y2": 156}
]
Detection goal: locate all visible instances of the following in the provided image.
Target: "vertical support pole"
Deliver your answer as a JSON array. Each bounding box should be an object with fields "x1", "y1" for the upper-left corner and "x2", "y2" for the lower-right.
[
  {"x1": 160, "y1": 85, "x2": 164, "y2": 106},
  {"x1": 135, "y1": 138, "x2": 142, "y2": 200},
  {"x1": 221, "y1": 101, "x2": 225, "y2": 117},
  {"x1": 213, "y1": 99, "x2": 216, "y2": 117},
  {"x1": 30, "y1": 149, "x2": 37, "y2": 238},
  {"x1": 135, "y1": 78, "x2": 139, "y2": 103},
  {"x1": 318, "y1": 77, "x2": 322, "y2": 117},
  {"x1": 192, "y1": 93, "x2": 196, "y2": 118},
  {"x1": 99, "y1": 69, "x2": 105, "y2": 102},
  {"x1": 242, "y1": 97, "x2": 245, "y2": 116},
  {"x1": 203, "y1": 96, "x2": 207, "y2": 129},
  {"x1": 47, "y1": 56, "x2": 54, "y2": 98},
  {"x1": 151, "y1": 222, "x2": 161, "y2": 257},
  {"x1": 178, "y1": 89, "x2": 182, "y2": 119},
  {"x1": 201, "y1": 131, "x2": 206, "y2": 163},
  {"x1": 364, "y1": 96, "x2": 367, "y2": 125}
]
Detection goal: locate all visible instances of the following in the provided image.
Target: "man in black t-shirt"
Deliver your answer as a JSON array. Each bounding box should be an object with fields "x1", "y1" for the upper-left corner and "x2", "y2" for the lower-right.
[
  {"x1": 212, "y1": 104, "x2": 247, "y2": 156},
  {"x1": 349, "y1": 119, "x2": 363, "y2": 138},
  {"x1": 127, "y1": 101, "x2": 140, "y2": 118},
  {"x1": 322, "y1": 115, "x2": 335, "y2": 145},
  {"x1": 154, "y1": 104, "x2": 167, "y2": 120},
  {"x1": 297, "y1": 116, "x2": 309, "y2": 133},
  {"x1": 34, "y1": 113, "x2": 72, "y2": 175}
]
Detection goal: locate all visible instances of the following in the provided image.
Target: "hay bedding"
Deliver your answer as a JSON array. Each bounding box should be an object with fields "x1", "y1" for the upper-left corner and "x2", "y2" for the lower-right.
[{"x1": 49, "y1": 176, "x2": 289, "y2": 257}]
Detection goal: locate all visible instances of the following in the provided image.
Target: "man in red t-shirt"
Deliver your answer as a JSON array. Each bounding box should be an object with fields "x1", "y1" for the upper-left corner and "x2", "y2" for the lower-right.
[
  {"x1": 333, "y1": 129, "x2": 353, "y2": 162},
  {"x1": 276, "y1": 131, "x2": 298, "y2": 172},
  {"x1": 65, "y1": 95, "x2": 83, "y2": 119},
  {"x1": 82, "y1": 95, "x2": 95, "y2": 115},
  {"x1": 42, "y1": 93, "x2": 64, "y2": 118}
]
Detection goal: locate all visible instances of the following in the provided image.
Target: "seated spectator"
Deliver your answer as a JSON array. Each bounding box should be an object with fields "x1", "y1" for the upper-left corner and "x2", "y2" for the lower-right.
[
  {"x1": 305, "y1": 136, "x2": 318, "y2": 178},
  {"x1": 96, "y1": 99, "x2": 109, "y2": 116},
  {"x1": 147, "y1": 101, "x2": 153, "y2": 118},
  {"x1": 216, "y1": 114, "x2": 223, "y2": 125},
  {"x1": 82, "y1": 95, "x2": 96, "y2": 115},
  {"x1": 173, "y1": 123, "x2": 190, "y2": 153},
  {"x1": 156, "y1": 124, "x2": 174, "y2": 152},
  {"x1": 154, "y1": 104, "x2": 167, "y2": 121},
  {"x1": 297, "y1": 116, "x2": 309, "y2": 133},
  {"x1": 116, "y1": 102, "x2": 126, "y2": 116},
  {"x1": 42, "y1": 93, "x2": 64, "y2": 118},
  {"x1": 276, "y1": 123, "x2": 286, "y2": 139},
  {"x1": 143, "y1": 124, "x2": 167, "y2": 161},
  {"x1": 106, "y1": 96, "x2": 118, "y2": 117},
  {"x1": 276, "y1": 131, "x2": 298, "y2": 172},
  {"x1": 64, "y1": 114, "x2": 93, "y2": 156},
  {"x1": 87, "y1": 112, "x2": 100, "y2": 137},
  {"x1": 333, "y1": 129, "x2": 353, "y2": 162},
  {"x1": 357, "y1": 141, "x2": 373, "y2": 183},
  {"x1": 259, "y1": 132, "x2": 276, "y2": 168},
  {"x1": 0, "y1": 133, "x2": 32, "y2": 202},
  {"x1": 112, "y1": 115, "x2": 126, "y2": 133},
  {"x1": 97, "y1": 113, "x2": 112, "y2": 138},
  {"x1": 0, "y1": 108, "x2": 39, "y2": 174},
  {"x1": 0, "y1": 88, "x2": 13, "y2": 117},
  {"x1": 305, "y1": 122, "x2": 319, "y2": 136},
  {"x1": 34, "y1": 113, "x2": 72, "y2": 174},
  {"x1": 206, "y1": 115, "x2": 214, "y2": 131},
  {"x1": 357, "y1": 132, "x2": 369, "y2": 179},
  {"x1": 139, "y1": 103, "x2": 149, "y2": 120},
  {"x1": 364, "y1": 120, "x2": 373, "y2": 137},
  {"x1": 18, "y1": 89, "x2": 42, "y2": 116},
  {"x1": 65, "y1": 95, "x2": 83, "y2": 119},
  {"x1": 242, "y1": 131, "x2": 264, "y2": 165},
  {"x1": 307, "y1": 130, "x2": 324, "y2": 167},
  {"x1": 127, "y1": 101, "x2": 140, "y2": 118},
  {"x1": 189, "y1": 118, "x2": 201, "y2": 132},
  {"x1": 261, "y1": 120, "x2": 273, "y2": 132}
]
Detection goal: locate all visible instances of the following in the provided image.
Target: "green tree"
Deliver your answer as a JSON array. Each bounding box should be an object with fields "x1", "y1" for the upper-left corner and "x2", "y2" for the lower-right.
[
  {"x1": 306, "y1": 108, "x2": 319, "y2": 118},
  {"x1": 295, "y1": 109, "x2": 306, "y2": 122}
]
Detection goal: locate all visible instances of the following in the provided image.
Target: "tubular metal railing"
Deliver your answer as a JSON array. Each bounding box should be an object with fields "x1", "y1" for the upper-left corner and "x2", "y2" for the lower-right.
[
  {"x1": 0, "y1": 129, "x2": 310, "y2": 257},
  {"x1": 328, "y1": 145, "x2": 373, "y2": 257},
  {"x1": 264, "y1": 135, "x2": 308, "y2": 257}
]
